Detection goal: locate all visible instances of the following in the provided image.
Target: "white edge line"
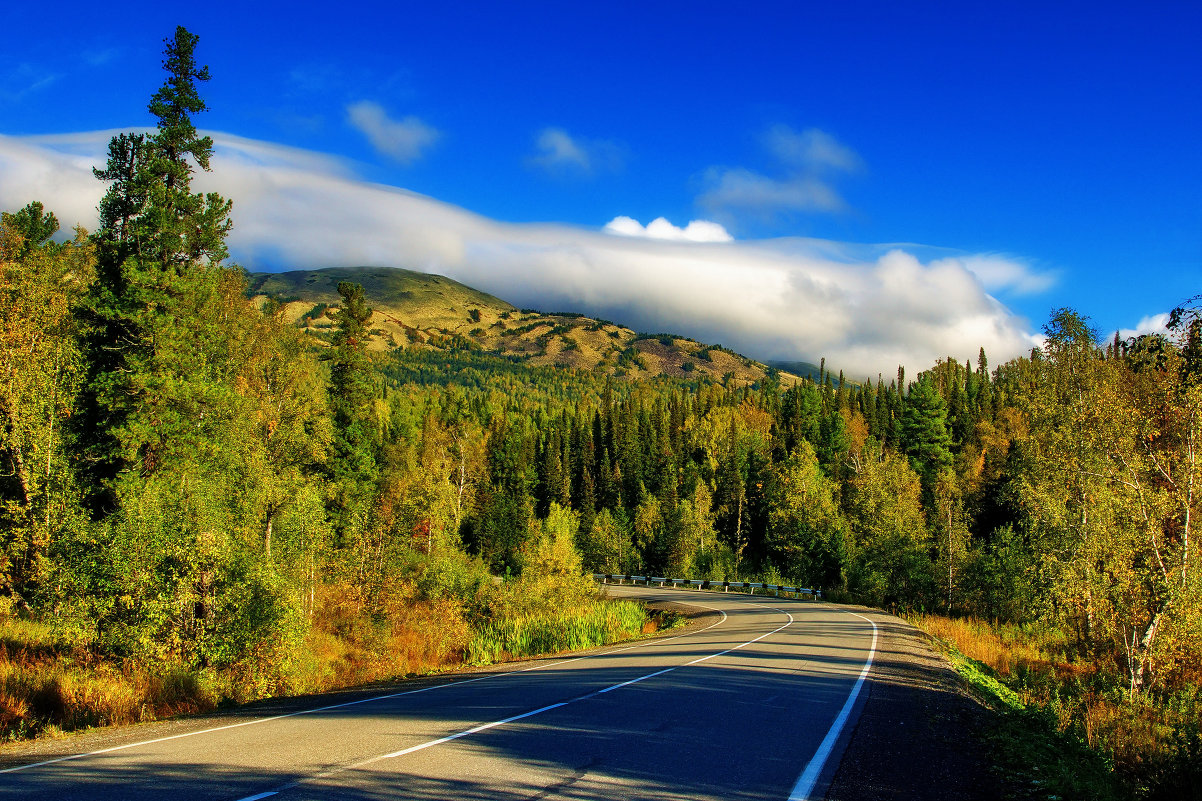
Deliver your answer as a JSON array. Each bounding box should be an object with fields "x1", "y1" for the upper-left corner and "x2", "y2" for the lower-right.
[
  {"x1": 1, "y1": 592, "x2": 730, "y2": 775},
  {"x1": 787, "y1": 610, "x2": 879, "y2": 801},
  {"x1": 684, "y1": 611, "x2": 794, "y2": 666}
]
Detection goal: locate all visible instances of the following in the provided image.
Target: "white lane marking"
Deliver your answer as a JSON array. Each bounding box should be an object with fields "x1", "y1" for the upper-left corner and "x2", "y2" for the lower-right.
[
  {"x1": 376, "y1": 700, "x2": 569, "y2": 759},
  {"x1": 234, "y1": 603, "x2": 794, "y2": 800},
  {"x1": 596, "y1": 667, "x2": 675, "y2": 693},
  {"x1": 1, "y1": 596, "x2": 730, "y2": 776},
  {"x1": 787, "y1": 610, "x2": 879, "y2": 801},
  {"x1": 685, "y1": 612, "x2": 794, "y2": 666}
]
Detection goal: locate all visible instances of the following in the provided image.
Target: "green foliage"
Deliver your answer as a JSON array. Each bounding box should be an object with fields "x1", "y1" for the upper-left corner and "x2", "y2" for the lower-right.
[
  {"x1": 0, "y1": 219, "x2": 93, "y2": 605},
  {"x1": 765, "y1": 442, "x2": 845, "y2": 588},
  {"x1": 844, "y1": 450, "x2": 933, "y2": 606},
  {"x1": 1, "y1": 202, "x2": 59, "y2": 257},
  {"x1": 415, "y1": 549, "x2": 492, "y2": 605},
  {"x1": 617, "y1": 347, "x2": 647, "y2": 371},
  {"x1": 898, "y1": 374, "x2": 953, "y2": 490}
]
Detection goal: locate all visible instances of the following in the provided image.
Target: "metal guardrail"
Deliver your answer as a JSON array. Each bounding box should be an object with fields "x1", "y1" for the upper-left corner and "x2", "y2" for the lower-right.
[{"x1": 592, "y1": 573, "x2": 821, "y2": 600}]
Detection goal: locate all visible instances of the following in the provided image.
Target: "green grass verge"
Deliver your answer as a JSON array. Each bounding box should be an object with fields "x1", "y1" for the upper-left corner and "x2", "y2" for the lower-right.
[{"x1": 932, "y1": 637, "x2": 1130, "y2": 801}]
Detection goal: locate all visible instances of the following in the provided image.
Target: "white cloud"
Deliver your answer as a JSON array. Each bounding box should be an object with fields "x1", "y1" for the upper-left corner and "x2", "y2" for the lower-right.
[
  {"x1": 0, "y1": 63, "x2": 60, "y2": 102},
  {"x1": 345, "y1": 101, "x2": 437, "y2": 164},
  {"x1": 1118, "y1": 312, "x2": 1170, "y2": 340},
  {"x1": 604, "y1": 216, "x2": 732, "y2": 243},
  {"x1": 0, "y1": 132, "x2": 111, "y2": 229},
  {"x1": 944, "y1": 254, "x2": 1058, "y2": 296},
  {"x1": 698, "y1": 167, "x2": 848, "y2": 215},
  {"x1": 0, "y1": 129, "x2": 1043, "y2": 379},
  {"x1": 699, "y1": 125, "x2": 861, "y2": 219},
  {"x1": 764, "y1": 125, "x2": 863, "y2": 173},
  {"x1": 529, "y1": 127, "x2": 622, "y2": 175}
]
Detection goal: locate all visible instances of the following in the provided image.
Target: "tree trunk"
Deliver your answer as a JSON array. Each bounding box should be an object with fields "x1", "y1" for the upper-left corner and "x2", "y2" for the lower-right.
[
  {"x1": 264, "y1": 511, "x2": 274, "y2": 567},
  {"x1": 1127, "y1": 611, "x2": 1162, "y2": 697}
]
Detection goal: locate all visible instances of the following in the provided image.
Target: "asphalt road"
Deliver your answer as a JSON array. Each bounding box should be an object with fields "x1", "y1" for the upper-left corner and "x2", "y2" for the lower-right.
[{"x1": 0, "y1": 588, "x2": 881, "y2": 801}]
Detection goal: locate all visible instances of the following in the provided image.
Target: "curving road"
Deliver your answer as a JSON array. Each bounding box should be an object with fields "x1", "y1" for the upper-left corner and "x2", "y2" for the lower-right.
[{"x1": 0, "y1": 588, "x2": 881, "y2": 801}]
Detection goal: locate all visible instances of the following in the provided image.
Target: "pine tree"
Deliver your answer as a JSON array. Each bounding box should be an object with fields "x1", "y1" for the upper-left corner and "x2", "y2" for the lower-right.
[
  {"x1": 3, "y1": 202, "x2": 59, "y2": 257},
  {"x1": 66, "y1": 29, "x2": 316, "y2": 665},
  {"x1": 76, "y1": 26, "x2": 234, "y2": 513},
  {"x1": 897, "y1": 375, "x2": 953, "y2": 494},
  {"x1": 326, "y1": 280, "x2": 378, "y2": 542}
]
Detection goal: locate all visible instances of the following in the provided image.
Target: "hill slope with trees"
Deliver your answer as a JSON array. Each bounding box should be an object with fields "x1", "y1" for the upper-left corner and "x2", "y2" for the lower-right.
[{"x1": 247, "y1": 266, "x2": 803, "y2": 386}]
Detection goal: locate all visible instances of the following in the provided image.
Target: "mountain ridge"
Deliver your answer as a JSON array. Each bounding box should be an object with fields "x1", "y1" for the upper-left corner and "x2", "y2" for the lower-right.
[{"x1": 247, "y1": 266, "x2": 813, "y2": 386}]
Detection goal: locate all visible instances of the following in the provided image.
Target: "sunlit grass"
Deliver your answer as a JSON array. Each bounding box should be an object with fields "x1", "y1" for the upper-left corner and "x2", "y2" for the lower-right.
[
  {"x1": 910, "y1": 613, "x2": 1202, "y2": 800},
  {"x1": 465, "y1": 600, "x2": 651, "y2": 665},
  {"x1": 0, "y1": 585, "x2": 655, "y2": 741},
  {"x1": 0, "y1": 618, "x2": 218, "y2": 740}
]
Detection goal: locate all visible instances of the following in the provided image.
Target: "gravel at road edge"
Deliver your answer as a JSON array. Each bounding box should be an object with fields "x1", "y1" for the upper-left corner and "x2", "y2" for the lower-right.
[{"x1": 825, "y1": 608, "x2": 1005, "y2": 801}]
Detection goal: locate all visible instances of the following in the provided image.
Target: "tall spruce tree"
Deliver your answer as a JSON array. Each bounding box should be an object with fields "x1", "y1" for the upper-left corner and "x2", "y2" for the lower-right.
[
  {"x1": 897, "y1": 374, "x2": 953, "y2": 494},
  {"x1": 327, "y1": 280, "x2": 379, "y2": 541},
  {"x1": 65, "y1": 28, "x2": 316, "y2": 666},
  {"x1": 78, "y1": 26, "x2": 233, "y2": 512}
]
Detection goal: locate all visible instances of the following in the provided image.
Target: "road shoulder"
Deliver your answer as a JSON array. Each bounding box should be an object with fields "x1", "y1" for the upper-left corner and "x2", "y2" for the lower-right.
[{"x1": 825, "y1": 608, "x2": 1005, "y2": 801}]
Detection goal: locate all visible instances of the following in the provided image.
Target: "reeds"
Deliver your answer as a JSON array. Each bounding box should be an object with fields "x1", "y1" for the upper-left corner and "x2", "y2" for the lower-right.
[{"x1": 466, "y1": 600, "x2": 648, "y2": 665}]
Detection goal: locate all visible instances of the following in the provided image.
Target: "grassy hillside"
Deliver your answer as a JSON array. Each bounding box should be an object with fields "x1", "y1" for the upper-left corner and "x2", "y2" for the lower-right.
[{"x1": 248, "y1": 266, "x2": 801, "y2": 386}]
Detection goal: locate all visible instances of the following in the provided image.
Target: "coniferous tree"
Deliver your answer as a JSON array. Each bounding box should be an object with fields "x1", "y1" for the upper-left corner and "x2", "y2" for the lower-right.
[
  {"x1": 65, "y1": 29, "x2": 318, "y2": 667},
  {"x1": 3, "y1": 202, "x2": 59, "y2": 257},
  {"x1": 897, "y1": 374, "x2": 953, "y2": 495},
  {"x1": 77, "y1": 26, "x2": 233, "y2": 513},
  {"x1": 976, "y1": 347, "x2": 993, "y2": 421},
  {"x1": 327, "y1": 280, "x2": 378, "y2": 541}
]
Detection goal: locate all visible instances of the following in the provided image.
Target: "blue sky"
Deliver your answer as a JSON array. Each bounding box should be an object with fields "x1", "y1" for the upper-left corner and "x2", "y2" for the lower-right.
[{"x1": 2, "y1": 1, "x2": 1199, "y2": 376}]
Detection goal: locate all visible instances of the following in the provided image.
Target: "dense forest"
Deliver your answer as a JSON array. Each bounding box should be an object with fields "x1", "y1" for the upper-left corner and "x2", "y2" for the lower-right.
[{"x1": 1, "y1": 26, "x2": 1198, "y2": 796}]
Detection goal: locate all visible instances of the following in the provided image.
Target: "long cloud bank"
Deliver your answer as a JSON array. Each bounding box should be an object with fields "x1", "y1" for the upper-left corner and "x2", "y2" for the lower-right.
[{"x1": 0, "y1": 130, "x2": 1045, "y2": 378}]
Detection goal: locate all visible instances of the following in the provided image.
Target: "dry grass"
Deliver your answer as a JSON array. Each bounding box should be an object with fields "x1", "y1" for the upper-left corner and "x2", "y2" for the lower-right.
[
  {"x1": 0, "y1": 580, "x2": 652, "y2": 743},
  {"x1": 911, "y1": 614, "x2": 1071, "y2": 680},
  {"x1": 0, "y1": 620, "x2": 217, "y2": 740},
  {"x1": 911, "y1": 613, "x2": 1202, "y2": 797},
  {"x1": 287, "y1": 584, "x2": 473, "y2": 693}
]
